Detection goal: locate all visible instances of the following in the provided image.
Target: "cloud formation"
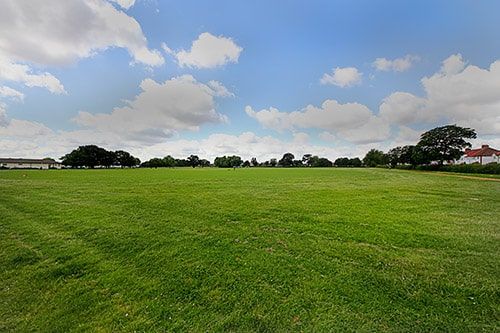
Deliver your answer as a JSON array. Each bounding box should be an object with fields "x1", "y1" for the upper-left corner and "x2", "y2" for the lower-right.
[
  {"x1": 0, "y1": 86, "x2": 24, "y2": 101},
  {"x1": 0, "y1": 0, "x2": 162, "y2": 95},
  {"x1": 246, "y1": 99, "x2": 390, "y2": 144},
  {"x1": 372, "y1": 55, "x2": 420, "y2": 72},
  {"x1": 74, "y1": 75, "x2": 230, "y2": 142},
  {"x1": 380, "y1": 54, "x2": 500, "y2": 135},
  {"x1": 108, "y1": 0, "x2": 136, "y2": 10},
  {"x1": 167, "y1": 32, "x2": 242, "y2": 69},
  {"x1": 320, "y1": 67, "x2": 362, "y2": 88}
]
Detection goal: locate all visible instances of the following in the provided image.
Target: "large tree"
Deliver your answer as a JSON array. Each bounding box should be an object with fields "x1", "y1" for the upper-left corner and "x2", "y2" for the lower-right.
[
  {"x1": 187, "y1": 155, "x2": 200, "y2": 168},
  {"x1": 362, "y1": 149, "x2": 388, "y2": 167},
  {"x1": 417, "y1": 125, "x2": 476, "y2": 164},
  {"x1": 278, "y1": 153, "x2": 295, "y2": 167}
]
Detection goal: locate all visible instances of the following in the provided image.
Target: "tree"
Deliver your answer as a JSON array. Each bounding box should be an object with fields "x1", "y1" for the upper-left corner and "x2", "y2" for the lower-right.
[
  {"x1": 363, "y1": 149, "x2": 388, "y2": 167},
  {"x1": 242, "y1": 160, "x2": 251, "y2": 167},
  {"x1": 302, "y1": 154, "x2": 312, "y2": 167},
  {"x1": 334, "y1": 157, "x2": 350, "y2": 167},
  {"x1": 387, "y1": 146, "x2": 404, "y2": 167},
  {"x1": 417, "y1": 124, "x2": 476, "y2": 165},
  {"x1": 278, "y1": 153, "x2": 295, "y2": 167},
  {"x1": 187, "y1": 155, "x2": 200, "y2": 168},
  {"x1": 115, "y1": 150, "x2": 140, "y2": 167},
  {"x1": 269, "y1": 158, "x2": 277, "y2": 167},
  {"x1": 162, "y1": 155, "x2": 176, "y2": 167},
  {"x1": 349, "y1": 157, "x2": 362, "y2": 167},
  {"x1": 214, "y1": 155, "x2": 242, "y2": 168},
  {"x1": 199, "y1": 159, "x2": 210, "y2": 167},
  {"x1": 311, "y1": 157, "x2": 332, "y2": 167},
  {"x1": 61, "y1": 145, "x2": 109, "y2": 168},
  {"x1": 251, "y1": 157, "x2": 259, "y2": 167}
]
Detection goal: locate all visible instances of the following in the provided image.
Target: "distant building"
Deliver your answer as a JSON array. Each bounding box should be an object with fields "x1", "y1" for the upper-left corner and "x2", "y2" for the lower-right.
[
  {"x1": 456, "y1": 145, "x2": 500, "y2": 165},
  {"x1": 0, "y1": 158, "x2": 62, "y2": 169}
]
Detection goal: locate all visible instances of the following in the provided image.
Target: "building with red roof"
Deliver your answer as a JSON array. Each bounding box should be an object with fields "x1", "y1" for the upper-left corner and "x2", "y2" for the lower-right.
[{"x1": 457, "y1": 145, "x2": 500, "y2": 165}]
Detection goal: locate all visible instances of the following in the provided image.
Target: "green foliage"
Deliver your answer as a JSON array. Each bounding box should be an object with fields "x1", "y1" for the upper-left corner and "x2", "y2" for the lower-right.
[
  {"x1": 214, "y1": 155, "x2": 243, "y2": 168},
  {"x1": 362, "y1": 149, "x2": 388, "y2": 167},
  {"x1": 1, "y1": 168, "x2": 498, "y2": 331},
  {"x1": 334, "y1": 157, "x2": 362, "y2": 167},
  {"x1": 61, "y1": 145, "x2": 140, "y2": 168},
  {"x1": 396, "y1": 162, "x2": 500, "y2": 175},
  {"x1": 278, "y1": 153, "x2": 295, "y2": 167},
  {"x1": 417, "y1": 124, "x2": 476, "y2": 164},
  {"x1": 187, "y1": 155, "x2": 200, "y2": 168}
]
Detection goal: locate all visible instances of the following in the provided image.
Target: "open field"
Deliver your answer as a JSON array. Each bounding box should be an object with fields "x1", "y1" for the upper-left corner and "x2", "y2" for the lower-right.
[{"x1": 1, "y1": 168, "x2": 499, "y2": 332}]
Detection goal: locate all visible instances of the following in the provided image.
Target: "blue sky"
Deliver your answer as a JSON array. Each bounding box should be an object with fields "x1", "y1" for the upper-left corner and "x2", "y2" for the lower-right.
[{"x1": 1, "y1": 0, "x2": 500, "y2": 161}]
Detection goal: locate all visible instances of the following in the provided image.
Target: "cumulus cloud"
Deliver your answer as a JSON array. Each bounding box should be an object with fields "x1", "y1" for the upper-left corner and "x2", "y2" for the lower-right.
[
  {"x1": 0, "y1": 56, "x2": 66, "y2": 94},
  {"x1": 246, "y1": 99, "x2": 390, "y2": 144},
  {"x1": 0, "y1": 0, "x2": 163, "y2": 67},
  {"x1": 379, "y1": 54, "x2": 500, "y2": 135},
  {"x1": 108, "y1": 0, "x2": 136, "y2": 10},
  {"x1": 372, "y1": 55, "x2": 420, "y2": 72},
  {"x1": 0, "y1": 0, "x2": 162, "y2": 94},
  {"x1": 170, "y1": 32, "x2": 243, "y2": 69},
  {"x1": 73, "y1": 75, "x2": 230, "y2": 142},
  {"x1": 320, "y1": 67, "x2": 362, "y2": 88},
  {"x1": 0, "y1": 86, "x2": 24, "y2": 101}
]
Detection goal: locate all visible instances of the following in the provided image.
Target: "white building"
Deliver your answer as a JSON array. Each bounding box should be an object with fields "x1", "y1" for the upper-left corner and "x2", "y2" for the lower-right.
[
  {"x1": 456, "y1": 145, "x2": 500, "y2": 165},
  {"x1": 0, "y1": 158, "x2": 62, "y2": 169}
]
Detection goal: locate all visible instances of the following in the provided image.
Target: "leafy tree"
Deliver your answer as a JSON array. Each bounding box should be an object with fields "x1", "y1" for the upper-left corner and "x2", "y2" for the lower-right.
[
  {"x1": 302, "y1": 154, "x2": 312, "y2": 167},
  {"x1": 187, "y1": 155, "x2": 200, "y2": 168},
  {"x1": 349, "y1": 157, "x2": 362, "y2": 167},
  {"x1": 334, "y1": 157, "x2": 362, "y2": 167},
  {"x1": 175, "y1": 158, "x2": 189, "y2": 167},
  {"x1": 417, "y1": 124, "x2": 476, "y2": 165},
  {"x1": 311, "y1": 157, "x2": 332, "y2": 167},
  {"x1": 278, "y1": 153, "x2": 295, "y2": 167},
  {"x1": 199, "y1": 159, "x2": 210, "y2": 167},
  {"x1": 269, "y1": 158, "x2": 277, "y2": 167},
  {"x1": 250, "y1": 157, "x2": 259, "y2": 167},
  {"x1": 162, "y1": 155, "x2": 176, "y2": 167},
  {"x1": 362, "y1": 149, "x2": 388, "y2": 167},
  {"x1": 214, "y1": 155, "x2": 242, "y2": 168},
  {"x1": 61, "y1": 145, "x2": 109, "y2": 168},
  {"x1": 141, "y1": 158, "x2": 164, "y2": 168},
  {"x1": 334, "y1": 157, "x2": 350, "y2": 167},
  {"x1": 387, "y1": 146, "x2": 404, "y2": 167},
  {"x1": 242, "y1": 160, "x2": 251, "y2": 167},
  {"x1": 115, "y1": 150, "x2": 140, "y2": 167}
]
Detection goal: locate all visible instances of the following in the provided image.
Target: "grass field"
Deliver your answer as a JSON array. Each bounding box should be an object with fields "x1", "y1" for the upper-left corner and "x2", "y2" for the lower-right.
[{"x1": 1, "y1": 168, "x2": 499, "y2": 332}]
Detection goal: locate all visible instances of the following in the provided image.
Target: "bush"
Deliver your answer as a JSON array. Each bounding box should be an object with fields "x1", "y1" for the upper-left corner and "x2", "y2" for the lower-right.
[{"x1": 394, "y1": 163, "x2": 500, "y2": 175}]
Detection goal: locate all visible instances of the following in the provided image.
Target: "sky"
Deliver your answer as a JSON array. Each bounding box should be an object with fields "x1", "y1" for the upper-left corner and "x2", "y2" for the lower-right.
[{"x1": 1, "y1": 0, "x2": 500, "y2": 162}]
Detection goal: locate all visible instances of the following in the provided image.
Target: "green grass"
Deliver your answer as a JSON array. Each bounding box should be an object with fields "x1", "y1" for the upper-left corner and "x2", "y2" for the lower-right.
[{"x1": 1, "y1": 168, "x2": 499, "y2": 332}]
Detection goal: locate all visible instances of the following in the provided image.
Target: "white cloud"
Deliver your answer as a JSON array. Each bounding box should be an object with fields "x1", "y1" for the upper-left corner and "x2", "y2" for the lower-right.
[
  {"x1": 246, "y1": 99, "x2": 390, "y2": 144},
  {"x1": 440, "y1": 53, "x2": 466, "y2": 75},
  {"x1": 379, "y1": 92, "x2": 427, "y2": 125},
  {"x1": 0, "y1": 86, "x2": 24, "y2": 101},
  {"x1": 320, "y1": 67, "x2": 362, "y2": 88},
  {"x1": 372, "y1": 55, "x2": 420, "y2": 72},
  {"x1": 378, "y1": 54, "x2": 500, "y2": 135},
  {"x1": 0, "y1": 56, "x2": 66, "y2": 94},
  {"x1": 207, "y1": 80, "x2": 234, "y2": 97},
  {"x1": 73, "y1": 75, "x2": 230, "y2": 142},
  {"x1": 108, "y1": 0, "x2": 136, "y2": 10},
  {"x1": 0, "y1": 0, "x2": 162, "y2": 95},
  {"x1": 0, "y1": 0, "x2": 163, "y2": 67},
  {"x1": 173, "y1": 32, "x2": 243, "y2": 69}
]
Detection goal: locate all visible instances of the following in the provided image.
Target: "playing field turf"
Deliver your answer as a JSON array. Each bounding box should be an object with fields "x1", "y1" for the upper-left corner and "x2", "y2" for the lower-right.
[{"x1": 1, "y1": 168, "x2": 499, "y2": 332}]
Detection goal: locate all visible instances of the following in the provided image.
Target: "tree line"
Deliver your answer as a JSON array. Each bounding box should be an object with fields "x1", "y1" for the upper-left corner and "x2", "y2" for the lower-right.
[
  {"x1": 61, "y1": 145, "x2": 141, "y2": 168},
  {"x1": 60, "y1": 125, "x2": 476, "y2": 169},
  {"x1": 362, "y1": 124, "x2": 477, "y2": 167}
]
